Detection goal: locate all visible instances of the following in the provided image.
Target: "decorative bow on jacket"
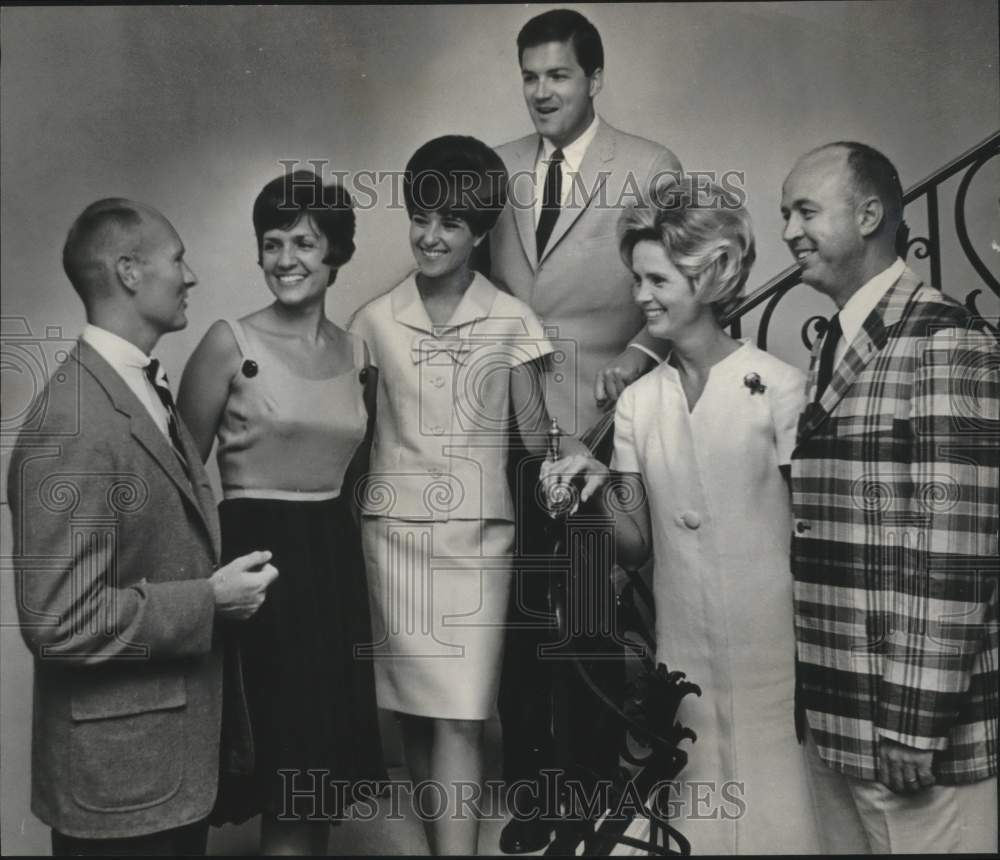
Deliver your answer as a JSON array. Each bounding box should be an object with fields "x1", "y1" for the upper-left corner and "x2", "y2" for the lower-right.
[{"x1": 410, "y1": 338, "x2": 474, "y2": 365}]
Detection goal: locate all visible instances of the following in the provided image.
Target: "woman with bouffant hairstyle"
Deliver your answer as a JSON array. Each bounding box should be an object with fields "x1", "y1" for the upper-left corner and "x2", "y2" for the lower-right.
[
  {"x1": 178, "y1": 170, "x2": 383, "y2": 855},
  {"x1": 544, "y1": 180, "x2": 820, "y2": 854},
  {"x1": 351, "y1": 135, "x2": 589, "y2": 855}
]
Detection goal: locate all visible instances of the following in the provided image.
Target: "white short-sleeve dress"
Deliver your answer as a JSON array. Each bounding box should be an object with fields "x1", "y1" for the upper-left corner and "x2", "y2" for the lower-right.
[
  {"x1": 611, "y1": 341, "x2": 820, "y2": 855},
  {"x1": 349, "y1": 272, "x2": 553, "y2": 720}
]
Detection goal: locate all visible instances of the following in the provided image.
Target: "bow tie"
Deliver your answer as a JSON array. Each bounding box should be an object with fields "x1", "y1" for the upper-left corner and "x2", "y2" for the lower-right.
[{"x1": 410, "y1": 338, "x2": 473, "y2": 365}]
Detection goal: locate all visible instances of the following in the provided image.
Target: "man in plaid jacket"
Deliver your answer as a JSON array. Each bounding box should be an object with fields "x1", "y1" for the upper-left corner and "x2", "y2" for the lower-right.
[{"x1": 781, "y1": 142, "x2": 998, "y2": 853}]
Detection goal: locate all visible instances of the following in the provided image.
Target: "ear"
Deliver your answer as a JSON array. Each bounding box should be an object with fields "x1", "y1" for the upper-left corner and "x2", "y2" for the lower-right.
[
  {"x1": 856, "y1": 195, "x2": 885, "y2": 238},
  {"x1": 588, "y1": 68, "x2": 604, "y2": 99},
  {"x1": 115, "y1": 254, "x2": 140, "y2": 293}
]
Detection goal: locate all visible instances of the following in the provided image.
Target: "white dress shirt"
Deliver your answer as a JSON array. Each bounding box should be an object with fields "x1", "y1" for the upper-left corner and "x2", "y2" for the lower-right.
[
  {"x1": 81, "y1": 324, "x2": 172, "y2": 440},
  {"x1": 533, "y1": 113, "x2": 601, "y2": 225},
  {"x1": 832, "y1": 257, "x2": 906, "y2": 366}
]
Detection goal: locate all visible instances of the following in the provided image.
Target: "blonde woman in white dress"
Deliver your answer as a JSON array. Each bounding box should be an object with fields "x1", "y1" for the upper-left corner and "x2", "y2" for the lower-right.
[{"x1": 543, "y1": 181, "x2": 820, "y2": 854}]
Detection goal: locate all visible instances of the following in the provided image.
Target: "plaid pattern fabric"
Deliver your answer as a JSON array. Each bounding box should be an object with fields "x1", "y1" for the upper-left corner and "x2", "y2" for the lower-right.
[{"x1": 791, "y1": 266, "x2": 999, "y2": 784}]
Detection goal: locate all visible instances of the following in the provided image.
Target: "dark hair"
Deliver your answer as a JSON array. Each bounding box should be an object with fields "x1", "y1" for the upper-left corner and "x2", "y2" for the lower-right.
[
  {"x1": 517, "y1": 9, "x2": 604, "y2": 76},
  {"x1": 403, "y1": 135, "x2": 508, "y2": 237},
  {"x1": 822, "y1": 141, "x2": 904, "y2": 232},
  {"x1": 252, "y1": 170, "x2": 356, "y2": 271},
  {"x1": 62, "y1": 198, "x2": 145, "y2": 299}
]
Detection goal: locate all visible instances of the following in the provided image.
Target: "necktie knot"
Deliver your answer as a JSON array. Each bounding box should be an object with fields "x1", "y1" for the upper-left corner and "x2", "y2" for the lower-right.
[{"x1": 144, "y1": 358, "x2": 163, "y2": 386}]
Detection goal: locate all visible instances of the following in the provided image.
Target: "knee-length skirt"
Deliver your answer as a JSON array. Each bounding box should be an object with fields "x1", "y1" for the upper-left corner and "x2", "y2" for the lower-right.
[{"x1": 361, "y1": 517, "x2": 514, "y2": 720}]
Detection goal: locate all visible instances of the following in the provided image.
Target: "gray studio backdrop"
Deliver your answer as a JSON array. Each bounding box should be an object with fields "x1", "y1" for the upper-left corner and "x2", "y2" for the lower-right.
[{"x1": 2, "y1": 2, "x2": 997, "y2": 855}]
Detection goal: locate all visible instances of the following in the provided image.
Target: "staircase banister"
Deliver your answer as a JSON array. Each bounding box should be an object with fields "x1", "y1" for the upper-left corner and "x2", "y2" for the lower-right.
[{"x1": 901, "y1": 128, "x2": 1000, "y2": 204}]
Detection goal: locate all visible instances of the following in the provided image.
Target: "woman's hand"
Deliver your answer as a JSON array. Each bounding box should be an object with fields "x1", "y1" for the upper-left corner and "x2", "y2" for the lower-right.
[{"x1": 539, "y1": 453, "x2": 610, "y2": 515}]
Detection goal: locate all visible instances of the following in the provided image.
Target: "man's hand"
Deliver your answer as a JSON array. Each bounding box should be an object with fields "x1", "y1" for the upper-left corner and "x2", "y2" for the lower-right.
[
  {"x1": 878, "y1": 737, "x2": 936, "y2": 795},
  {"x1": 209, "y1": 550, "x2": 278, "y2": 620},
  {"x1": 594, "y1": 346, "x2": 657, "y2": 409}
]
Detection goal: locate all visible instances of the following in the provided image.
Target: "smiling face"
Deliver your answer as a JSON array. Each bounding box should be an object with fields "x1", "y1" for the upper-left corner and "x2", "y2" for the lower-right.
[
  {"x1": 409, "y1": 210, "x2": 483, "y2": 281},
  {"x1": 781, "y1": 149, "x2": 868, "y2": 303},
  {"x1": 259, "y1": 216, "x2": 333, "y2": 308},
  {"x1": 133, "y1": 213, "x2": 197, "y2": 334},
  {"x1": 630, "y1": 239, "x2": 708, "y2": 340},
  {"x1": 520, "y1": 40, "x2": 602, "y2": 149}
]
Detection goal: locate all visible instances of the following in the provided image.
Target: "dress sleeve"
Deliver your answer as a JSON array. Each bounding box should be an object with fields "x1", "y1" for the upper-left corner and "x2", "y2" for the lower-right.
[
  {"x1": 509, "y1": 303, "x2": 555, "y2": 367},
  {"x1": 610, "y1": 387, "x2": 642, "y2": 474},
  {"x1": 769, "y1": 363, "x2": 807, "y2": 467}
]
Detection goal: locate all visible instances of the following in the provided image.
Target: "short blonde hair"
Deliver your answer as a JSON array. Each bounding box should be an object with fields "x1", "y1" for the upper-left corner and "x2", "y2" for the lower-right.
[{"x1": 618, "y1": 177, "x2": 755, "y2": 320}]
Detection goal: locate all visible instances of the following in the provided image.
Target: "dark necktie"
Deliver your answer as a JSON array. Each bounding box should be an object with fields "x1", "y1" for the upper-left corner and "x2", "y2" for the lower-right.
[
  {"x1": 535, "y1": 148, "x2": 564, "y2": 259},
  {"x1": 144, "y1": 358, "x2": 185, "y2": 455},
  {"x1": 814, "y1": 312, "x2": 842, "y2": 402}
]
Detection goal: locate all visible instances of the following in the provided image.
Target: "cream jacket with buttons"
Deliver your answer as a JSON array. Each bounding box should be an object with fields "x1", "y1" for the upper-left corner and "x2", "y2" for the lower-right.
[{"x1": 349, "y1": 272, "x2": 553, "y2": 522}]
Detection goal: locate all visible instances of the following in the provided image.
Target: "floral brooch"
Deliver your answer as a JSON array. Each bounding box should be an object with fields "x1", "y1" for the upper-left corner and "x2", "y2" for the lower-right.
[{"x1": 743, "y1": 372, "x2": 767, "y2": 395}]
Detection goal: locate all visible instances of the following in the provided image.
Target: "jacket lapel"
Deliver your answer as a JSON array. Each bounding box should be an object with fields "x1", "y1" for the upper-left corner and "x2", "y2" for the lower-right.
[
  {"x1": 391, "y1": 273, "x2": 497, "y2": 333},
  {"x1": 797, "y1": 266, "x2": 923, "y2": 442},
  {"x1": 77, "y1": 341, "x2": 219, "y2": 554},
  {"x1": 538, "y1": 121, "x2": 614, "y2": 264},
  {"x1": 390, "y1": 275, "x2": 435, "y2": 334},
  {"x1": 510, "y1": 137, "x2": 541, "y2": 270}
]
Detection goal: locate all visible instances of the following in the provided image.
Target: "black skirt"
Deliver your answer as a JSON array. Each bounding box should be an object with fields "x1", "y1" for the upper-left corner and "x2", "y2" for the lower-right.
[{"x1": 212, "y1": 495, "x2": 385, "y2": 824}]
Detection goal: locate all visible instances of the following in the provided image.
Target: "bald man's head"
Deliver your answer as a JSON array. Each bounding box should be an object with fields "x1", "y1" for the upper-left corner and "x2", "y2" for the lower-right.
[
  {"x1": 804, "y1": 142, "x2": 904, "y2": 235},
  {"x1": 61, "y1": 198, "x2": 197, "y2": 342},
  {"x1": 62, "y1": 199, "x2": 153, "y2": 303}
]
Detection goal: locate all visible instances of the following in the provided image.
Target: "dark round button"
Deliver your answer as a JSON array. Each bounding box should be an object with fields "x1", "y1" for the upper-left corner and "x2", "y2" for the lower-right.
[
  {"x1": 241, "y1": 359, "x2": 258, "y2": 378},
  {"x1": 359, "y1": 368, "x2": 369, "y2": 385},
  {"x1": 796, "y1": 520, "x2": 811, "y2": 534}
]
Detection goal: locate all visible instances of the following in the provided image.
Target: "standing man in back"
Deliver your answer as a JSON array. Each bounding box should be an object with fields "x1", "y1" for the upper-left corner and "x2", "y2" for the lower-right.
[{"x1": 484, "y1": 9, "x2": 682, "y2": 852}]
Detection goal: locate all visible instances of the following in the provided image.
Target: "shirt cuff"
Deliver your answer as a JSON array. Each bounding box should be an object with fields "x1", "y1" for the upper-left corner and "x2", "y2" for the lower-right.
[
  {"x1": 878, "y1": 729, "x2": 949, "y2": 752},
  {"x1": 627, "y1": 343, "x2": 664, "y2": 364}
]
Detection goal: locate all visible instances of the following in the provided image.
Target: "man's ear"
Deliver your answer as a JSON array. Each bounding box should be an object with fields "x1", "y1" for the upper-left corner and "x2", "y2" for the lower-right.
[
  {"x1": 588, "y1": 68, "x2": 604, "y2": 99},
  {"x1": 856, "y1": 195, "x2": 885, "y2": 238},
  {"x1": 115, "y1": 254, "x2": 140, "y2": 292}
]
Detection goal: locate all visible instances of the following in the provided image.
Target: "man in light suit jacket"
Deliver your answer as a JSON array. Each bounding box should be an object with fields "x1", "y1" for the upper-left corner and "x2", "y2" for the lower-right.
[
  {"x1": 7, "y1": 199, "x2": 278, "y2": 855},
  {"x1": 488, "y1": 9, "x2": 682, "y2": 437},
  {"x1": 783, "y1": 143, "x2": 998, "y2": 853},
  {"x1": 484, "y1": 9, "x2": 683, "y2": 853}
]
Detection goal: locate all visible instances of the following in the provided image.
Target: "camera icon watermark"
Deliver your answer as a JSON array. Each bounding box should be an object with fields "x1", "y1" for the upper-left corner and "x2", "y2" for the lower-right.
[
  {"x1": 1, "y1": 317, "x2": 80, "y2": 439},
  {"x1": 414, "y1": 320, "x2": 578, "y2": 438}
]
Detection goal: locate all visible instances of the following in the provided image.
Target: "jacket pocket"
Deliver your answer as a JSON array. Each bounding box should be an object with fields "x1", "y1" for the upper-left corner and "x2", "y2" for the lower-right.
[{"x1": 70, "y1": 674, "x2": 187, "y2": 812}]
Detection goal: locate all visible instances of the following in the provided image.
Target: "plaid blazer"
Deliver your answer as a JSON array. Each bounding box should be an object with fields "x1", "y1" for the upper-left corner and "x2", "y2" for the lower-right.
[{"x1": 791, "y1": 265, "x2": 999, "y2": 784}]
